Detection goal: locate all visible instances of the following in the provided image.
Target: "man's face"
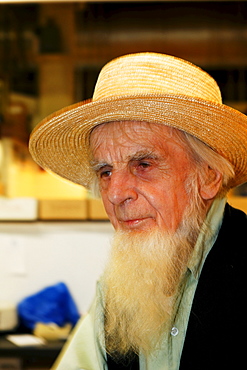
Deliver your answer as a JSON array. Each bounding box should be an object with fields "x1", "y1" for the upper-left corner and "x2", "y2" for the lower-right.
[{"x1": 90, "y1": 121, "x2": 195, "y2": 233}]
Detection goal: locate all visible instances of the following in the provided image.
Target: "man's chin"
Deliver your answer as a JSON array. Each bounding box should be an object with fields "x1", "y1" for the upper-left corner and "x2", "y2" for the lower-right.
[{"x1": 117, "y1": 223, "x2": 164, "y2": 236}]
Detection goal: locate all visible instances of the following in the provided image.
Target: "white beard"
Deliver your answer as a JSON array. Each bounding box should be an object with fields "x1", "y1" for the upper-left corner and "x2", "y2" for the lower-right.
[{"x1": 102, "y1": 209, "x2": 203, "y2": 362}]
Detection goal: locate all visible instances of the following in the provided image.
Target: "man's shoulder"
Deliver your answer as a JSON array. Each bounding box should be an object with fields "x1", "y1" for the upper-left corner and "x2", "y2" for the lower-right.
[
  {"x1": 224, "y1": 201, "x2": 247, "y2": 218},
  {"x1": 222, "y1": 202, "x2": 247, "y2": 235},
  {"x1": 213, "y1": 202, "x2": 247, "y2": 266}
]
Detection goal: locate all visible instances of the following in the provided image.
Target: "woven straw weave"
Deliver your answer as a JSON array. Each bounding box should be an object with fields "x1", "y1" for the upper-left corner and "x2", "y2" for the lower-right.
[{"x1": 29, "y1": 52, "x2": 247, "y2": 189}]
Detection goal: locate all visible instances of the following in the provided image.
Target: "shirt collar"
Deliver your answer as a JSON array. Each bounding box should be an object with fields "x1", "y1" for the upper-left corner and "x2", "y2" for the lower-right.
[{"x1": 188, "y1": 197, "x2": 227, "y2": 280}]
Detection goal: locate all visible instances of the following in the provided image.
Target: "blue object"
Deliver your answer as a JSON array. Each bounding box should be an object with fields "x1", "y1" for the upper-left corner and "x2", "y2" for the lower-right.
[{"x1": 18, "y1": 282, "x2": 80, "y2": 330}]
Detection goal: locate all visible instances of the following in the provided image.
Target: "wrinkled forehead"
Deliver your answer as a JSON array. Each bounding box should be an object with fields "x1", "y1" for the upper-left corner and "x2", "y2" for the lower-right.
[{"x1": 90, "y1": 120, "x2": 176, "y2": 151}]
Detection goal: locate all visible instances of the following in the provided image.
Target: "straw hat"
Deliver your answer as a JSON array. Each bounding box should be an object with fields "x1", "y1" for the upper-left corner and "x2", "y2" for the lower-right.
[{"x1": 29, "y1": 52, "x2": 247, "y2": 189}]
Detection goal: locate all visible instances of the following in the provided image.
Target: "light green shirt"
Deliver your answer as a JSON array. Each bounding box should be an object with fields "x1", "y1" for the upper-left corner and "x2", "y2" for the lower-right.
[{"x1": 52, "y1": 198, "x2": 226, "y2": 370}]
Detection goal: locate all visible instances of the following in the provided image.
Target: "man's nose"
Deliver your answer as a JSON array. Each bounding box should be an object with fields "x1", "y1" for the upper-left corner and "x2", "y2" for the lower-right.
[{"x1": 107, "y1": 170, "x2": 138, "y2": 205}]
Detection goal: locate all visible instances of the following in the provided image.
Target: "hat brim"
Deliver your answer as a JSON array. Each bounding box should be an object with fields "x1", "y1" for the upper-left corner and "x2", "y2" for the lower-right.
[{"x1": 29, "y1": 94, "x2": 247, "y2": 189}]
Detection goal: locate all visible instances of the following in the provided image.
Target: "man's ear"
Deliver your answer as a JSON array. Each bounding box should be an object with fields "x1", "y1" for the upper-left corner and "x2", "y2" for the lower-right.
[{"x1": 199, "y1": 166, "x2": 222, "y2": 200}]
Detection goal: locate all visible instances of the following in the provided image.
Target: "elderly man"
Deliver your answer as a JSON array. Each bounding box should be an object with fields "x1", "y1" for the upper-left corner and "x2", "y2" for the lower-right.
[{"x1": 29, "y1": 53, "x2": 247, "y2": 369}]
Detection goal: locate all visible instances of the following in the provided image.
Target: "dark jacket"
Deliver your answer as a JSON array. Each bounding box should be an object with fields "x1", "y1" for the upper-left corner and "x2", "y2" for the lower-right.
[
  {"x1": 180, "y1": 203, "x2": 247, "y2": 369},
  {"x1": 108, "y1": 204, "x2": 247, "y2": 369}
]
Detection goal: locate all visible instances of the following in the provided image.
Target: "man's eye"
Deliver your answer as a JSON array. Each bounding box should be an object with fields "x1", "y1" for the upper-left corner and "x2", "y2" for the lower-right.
[
  {"x1": 99, "y1": 170, "x2": 112, "y2": 178},
  {"x1": 139, "y1": 161, "x2": 151, "y2": 169},
  {"x1": 141, "y1": 162, "x2": 150, "y2": 167}
]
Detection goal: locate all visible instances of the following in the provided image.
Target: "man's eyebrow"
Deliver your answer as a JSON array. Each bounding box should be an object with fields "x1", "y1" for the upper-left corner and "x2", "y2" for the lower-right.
[
  {"x1": 90, "y1": 151, "x2": 159, "y2": 172},
  {"x1": 128, "y1": 151, "x2": 158, "y2": 161},
  {"x1": 90, "y1": 160, "x2": 111, "y2": 173}
]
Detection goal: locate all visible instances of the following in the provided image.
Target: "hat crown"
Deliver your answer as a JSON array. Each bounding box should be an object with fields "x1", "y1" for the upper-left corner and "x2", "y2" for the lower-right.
[
  {"x1": 29, "y1": 52, "x2": 247, "y2": 191},
  {"x1": 93, "y1": 53, "x2": 222, "y2": 104}
]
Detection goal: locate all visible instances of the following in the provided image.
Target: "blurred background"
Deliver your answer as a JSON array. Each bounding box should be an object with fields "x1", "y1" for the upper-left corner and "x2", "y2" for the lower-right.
[
  {"x1": 1, "y1": 0, "x2": 247, "y2": 205},
  {"x1": 0, "y1": 2, "x2": 247, "y2": 368}
]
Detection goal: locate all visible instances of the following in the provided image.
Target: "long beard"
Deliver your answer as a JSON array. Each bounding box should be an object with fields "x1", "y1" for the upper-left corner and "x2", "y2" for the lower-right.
[{"x1": 102, "y1": 206, "x2": 204, "y2": 362}]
